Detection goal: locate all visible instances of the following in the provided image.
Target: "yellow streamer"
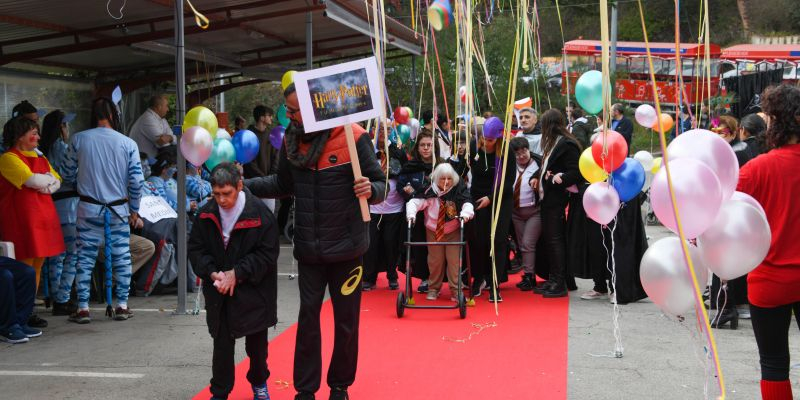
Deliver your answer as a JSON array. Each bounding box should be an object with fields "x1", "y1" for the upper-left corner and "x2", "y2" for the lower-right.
[{"x1": 185, "y1": 0, "x2": 209, "y2": 29}]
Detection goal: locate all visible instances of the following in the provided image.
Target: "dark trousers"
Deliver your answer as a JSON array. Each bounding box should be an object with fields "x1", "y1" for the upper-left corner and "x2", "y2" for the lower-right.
[
  {"x1": 278, "y1": 197, "x2": 294, "y2": 233},
  {"x1": 364, "y1": 213, "x2": 402, "y2": 284},
  {"x1": 295, "y1": 258, "x2": 362, "y2": 394},
  {"x1": 709, "y1": 274, "x2": 748, "y2": 309},
  {"x1": 210, "y1": 309, "x2": 269, "y2": 399},
  {"x1": 541, "y1": 207, "x2": 567, "y2": 288},
  {"x1": 750, "y1": 301, "x2": 800, "y2": 381},
  {"x1": 0, "y1": 257, "x2": 35, "y2": 331}
]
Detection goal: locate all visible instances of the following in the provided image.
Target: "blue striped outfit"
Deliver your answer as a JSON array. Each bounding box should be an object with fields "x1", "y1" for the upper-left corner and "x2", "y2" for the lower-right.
[{"x1": 44, "y1": 138, "x2": 79, "y2": 303}]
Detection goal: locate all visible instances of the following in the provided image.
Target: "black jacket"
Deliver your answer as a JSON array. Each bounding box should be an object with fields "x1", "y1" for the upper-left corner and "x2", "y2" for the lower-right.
[
  {"x1": 188, "y1": 192, "x2": 279, "y2": 339},
  {"x1": 419, "y1": 180, "x2": 472, "y2": 223},
  {"x1": 614, "y1": 116, "x2": 634, "y2": 151},
  {"x1": 245, "y1": 124, "x2": 386, "y2": 264},
  {"x1": 243, "y1": 124, "x2": 279, "y2": 179},
  {"x1": 571, "y1": 119, "x2": 593, "y2": 149},
  {"x1": 538, "y1": 138, "x2": 581, "y2": 210}
]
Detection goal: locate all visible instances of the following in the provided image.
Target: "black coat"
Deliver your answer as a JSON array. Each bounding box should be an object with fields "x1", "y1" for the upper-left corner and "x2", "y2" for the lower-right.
[
  {"x1": 538, "y1": 138, "x2": 581, "y2": 211},
  {"x1": 614, "y1": 116, "x2": 634, "y2": 151},
  {"x1": 245, "y1": 124, "x2": 386, "y2": 264},
  {"x1": 188, "y1": 192, "x2": 279, "y2": 338}
]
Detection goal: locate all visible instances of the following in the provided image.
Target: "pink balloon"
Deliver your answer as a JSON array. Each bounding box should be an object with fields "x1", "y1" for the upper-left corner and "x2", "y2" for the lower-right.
[
  {"x1": 583, "y1": 182, "x2": 620, "y2": 225},
  {"x1": 667, "y1": 129, "x2": 739, "y2": 200},
  {"x1": 697, "y1": 201, "x2": 771, "y2": 280},
  {"x1": 180, "y1": 126, "x2": 213, "y2": 166},
  {"x1": 640, "y1": 237, "x2": 709, "y2": 316},
  {"x1": 635, "y1": 104, "x2": 657, "y2": 128},
  {"x1": 651, "y1": 158, "x2": 723, "y2": 239},
  {"x1": 730, "y1": 191, "x2": 766, "y2": 218}
]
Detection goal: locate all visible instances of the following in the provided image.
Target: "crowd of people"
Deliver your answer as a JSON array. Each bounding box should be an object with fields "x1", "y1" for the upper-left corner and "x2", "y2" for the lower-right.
[{"x1": 0, "y1": 81, "x2": 797, "y2": 400}]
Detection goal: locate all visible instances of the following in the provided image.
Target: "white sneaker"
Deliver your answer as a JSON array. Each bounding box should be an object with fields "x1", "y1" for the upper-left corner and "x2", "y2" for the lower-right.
[
  {"x1": 426, "y1": 290, "x2": 439, "y2": 300},
  {"x1": 580, "y1": 290, "x2": 607, "y2": 300}
]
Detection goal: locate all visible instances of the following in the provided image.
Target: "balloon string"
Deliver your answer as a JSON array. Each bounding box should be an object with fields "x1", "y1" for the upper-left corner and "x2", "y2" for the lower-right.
[
  {"x1": 185, "y1": 0, "x2": 209, "y2": 29},
  {"x1": 601, "y1": 217, "x2": 623, "y2": 358},
  {"x1": 636, "y1": 1, "x2": 726, "y2": 398}
]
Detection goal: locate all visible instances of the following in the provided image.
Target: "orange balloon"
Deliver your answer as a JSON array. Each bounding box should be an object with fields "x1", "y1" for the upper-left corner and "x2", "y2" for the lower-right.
[{"x1": 652, "y1": 113, "x2": 674, "y2": 133}]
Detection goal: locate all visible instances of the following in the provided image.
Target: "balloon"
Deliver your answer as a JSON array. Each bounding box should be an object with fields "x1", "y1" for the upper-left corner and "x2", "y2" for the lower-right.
[
  {"x1": 583, "y1": 182, "x2": 620, "y2": 225},
  {"x1": 111, "y1": 85, "x2": 123, "y2": 105},
  {"x1": 633, "y1": 150, "x2": 654, "y2": 171},
  {"x1": 281, "y1": 70, "x2": 296, "y2": 90},
  {"x1": 215, "y1": 128, "x2": 231, "y2": 140},
  {"x1": 394, "y1": 107, "x2": 410, "y2": 124},
  {"x1": 276, "y1": 104, "x2": 290, "y2": 128},
  {"x1": 231, "y1": 129, "x2": 260, "y2": 164},
  {"x1": 395, "y1": 124, "x2": 411, "y2": 143},
  {"x1": 611, "y1": 158, "x2": 646, "y2": 202},
  {"x1": 459, "y1": 86, "x2": 467, "y2": 104},
  {"x1": 575, "y1": 70, "x2": 604, "y2": 115},
  {"x1": 698, "y1": 201, "x2": 771, "y2": 281},
  {"x1": 404, "y1": 107, "x2": 414, "y2": 119},
  {"x1": 635, "y1": 104, "x2": 658, "y2": 128},
  {"x1": 483, "y1": 117, "x2": 504, "y2": 139},
  {"x1": 651, "y1": 157, "x2": 662, "y2": 174},
  {"x1": 579, "y1": 148, "x2": 608, "y2": 183},
  {"x1": 409, "y1": 118, "x2": 421, "y2": 140},
  {"x1": 179, "y1": 126, "x2": 213, "y2": 167},
  {"x1": 642, "y1": 171, "x2": 654, "y2": 192},
  {"x1": 591, "y1": 130, "x2": 628, "y2": 172},
  {"x1": 652, "y1": 113, "x2": 674, "y2": 133},
  {"x1": 651, "y1": 158, "x2": 723, "y2": 239},
  {"x1": 640, "y1": 237, "x2": 709, "y2": 316},
  {"x1": 428, "y1": 3, "x2": 446, "y2": 30},
  {"x1": 183, "y1": 106, "x2": 218, "y2": 135},
  {"x1": 205, "y1": 138, "x2": 236, "y2": 171},
  {"x1": 667, "y1": 129, "x2": 739, "y2": 200},
  {"x1": 730, "y1": 191, "x2": 766, "y2": 218},
  {"x1": 269, "y1": 126, "x2": 285, "y2": 150}
]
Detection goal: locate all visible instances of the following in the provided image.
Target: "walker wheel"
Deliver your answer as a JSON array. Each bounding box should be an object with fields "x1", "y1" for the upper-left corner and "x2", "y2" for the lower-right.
[
  {"x1": 396, "y1": 292, "x2": 405, "y2": 318},
  {"x1": 458, "y1": 292, "x2": 467, "y2": 319}
]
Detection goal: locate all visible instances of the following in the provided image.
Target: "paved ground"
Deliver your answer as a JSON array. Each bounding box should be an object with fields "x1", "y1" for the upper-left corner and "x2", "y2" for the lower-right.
[{"x1": 0, "y1": 227, "x2": 797, "y2": 399}]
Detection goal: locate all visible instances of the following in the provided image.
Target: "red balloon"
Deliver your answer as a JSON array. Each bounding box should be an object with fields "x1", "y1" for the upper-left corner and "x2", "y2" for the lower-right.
[
  {"x1": 394, "y1": 107, "x2": 410, "y2": 124},
  {"x1": 591, "y1": 130, "x2": 628, "y2": 172}
]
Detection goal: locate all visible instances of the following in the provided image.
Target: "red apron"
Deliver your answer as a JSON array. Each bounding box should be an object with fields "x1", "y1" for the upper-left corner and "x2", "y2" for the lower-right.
[{"x1": 0, "y1": 149, "x2": 65, "y2": 259}]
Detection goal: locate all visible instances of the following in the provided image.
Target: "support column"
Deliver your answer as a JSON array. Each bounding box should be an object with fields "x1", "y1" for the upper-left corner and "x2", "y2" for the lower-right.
[{"x1": 174, "y1": 0, "x2": 188, "y2": 315}]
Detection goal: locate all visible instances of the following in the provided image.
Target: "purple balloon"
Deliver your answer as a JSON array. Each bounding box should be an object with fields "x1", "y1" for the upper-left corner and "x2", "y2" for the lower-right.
[
  {"x1": 651, "y1": 158, "x2": 723, "y2": 239},
  {"x1": 583, "y1": 182, "x2": 620, "y2": 225},
  {"x1": 232, "y1": 129, "x2": 260, "y2": 164},
  {"x1": 269, "y1": 126, "x2": 285, "y2": 150},
  {"x1": 667, "y1": 129, "x2": 739, "y2": 200},
  {"x1": 483, "y1": 117, "x2": 504, "y2": 139}
]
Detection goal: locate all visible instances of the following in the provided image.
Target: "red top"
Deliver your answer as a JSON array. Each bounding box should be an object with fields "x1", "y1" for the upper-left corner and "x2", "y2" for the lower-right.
[
  {"x1": 737, "y1": 143, "x2": 800, "y2": 308},
  {"x1": 0, "y1": 149, "x2": 64, "y2": 259}
]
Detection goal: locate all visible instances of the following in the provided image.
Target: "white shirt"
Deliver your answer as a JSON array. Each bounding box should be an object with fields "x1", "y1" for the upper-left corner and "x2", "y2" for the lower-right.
[
  {"x1": 219, "y1": 191, "x2": 246, "y2": 248},
  {"x1": 370, "y1": 179, "x2": 404, "y2": 214},
  {"x1": 129, "y1": 108, "x2": 173, "y2": 158},
  {"x1": 515, "y1": 159, "x2": 540, "y2": 208}
]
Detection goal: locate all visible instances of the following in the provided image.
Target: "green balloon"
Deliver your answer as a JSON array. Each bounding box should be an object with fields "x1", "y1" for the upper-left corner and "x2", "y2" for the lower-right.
[
  {"x1": 575, "y1": 70, "x2": 605, "y2": 115},
  {"x1": 277, "y1": 104, "x2": 290, "y2": 128},
  {"x1": 206, "y1": 138, "x2": 237, "y2": 171},
  {"x1": 395, "y1": 124, "x2": 411, "y2": 143}
]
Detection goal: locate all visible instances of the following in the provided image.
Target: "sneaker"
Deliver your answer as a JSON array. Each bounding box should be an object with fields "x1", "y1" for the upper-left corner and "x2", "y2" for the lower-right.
[
  {"x1": 114, "y1": 307, "x2": 134, "y2": 321},
  {"x1": 329, "y1": 387, "x2": 349, "y2": 400},
  {"x1": 52, "y1": 301, "x2": 77, "y2": 316},
  {"x1": 252, "y1": 383, "x2": 270, "y2": 400},
  {"x1": 68, "y1": 309, "x2": 91, "y2": 324},
  {"x1": 532, "y1": 281, "x2": 553, "y2": 294},
  {"x1": 488, "y1": 288, "x2": 503, "y2": 303},
  {"x1": 542, "y1": 284, "x2": 568, "y2": 298},
  {"x1": 417, "y1": 280, "x2": 429, "y2": 293},
  {"x1": 470, "y1": 280, "x2": 486, "y2": 298},
  {"x1": 426, "y1": 290, "x2": 439, "y2": 300},
  {"x1": 294, "y1": 393, "x2": 315, "y2": 400},
  {"x1": 362, "y1": 281, "x2": 375, "y2": 291},
  {"x1": 609, "y1": 292, "x2": 617, "y2": 304},
  {"x1": 27, "y1": 314, "x2": 47, "y2": 328},
  {"x1": 580, "y1": 290, "x2": 608, "y2": 300},
  {"x1": 0, "y1": 325, "x2": 29, "y2": 344},
  {"x1": 388, "y1": 279, "x2": 399, "y2": 290},
  {"x1": 20, "y1": 325, "x2": 42, "y2": 338}
]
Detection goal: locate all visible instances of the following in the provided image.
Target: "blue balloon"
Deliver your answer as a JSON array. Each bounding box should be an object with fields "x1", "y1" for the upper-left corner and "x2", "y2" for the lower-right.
[
  {"x1": 611, "y1": 158, "x2": 646, "y2": 202},
  {"x1": 232, "y1": 129, "x2": 260, "y2": 164},
  {"x1": 575, "y1": 70, "x2": 604, "y2": 115}
]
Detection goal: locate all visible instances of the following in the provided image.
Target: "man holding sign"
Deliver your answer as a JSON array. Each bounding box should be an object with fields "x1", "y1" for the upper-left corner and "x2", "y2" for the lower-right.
[{"x1": 245, "y1": 58, "x2": 386, "y2": 400}]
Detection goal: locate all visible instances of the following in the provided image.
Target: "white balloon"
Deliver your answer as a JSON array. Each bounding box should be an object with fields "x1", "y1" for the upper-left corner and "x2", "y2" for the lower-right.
[
  {"x1": 730, "y1": 191, "x2": 766, "y2": 219},
  {"x1": 697, "y1": 201, "x2": 771, "y2": 280},
  {"x1": 635, "y1": 104, "x2": 658, "y2": 128},
  {"x1": 215, "y1": 128, "x2": 232, "y2": 140},
  {"x1": 633, "y1": 150, "x2": 654, "y2": 171},
  {"x1": 640, "y1": 237, "x2": 709, "y2": 316}
]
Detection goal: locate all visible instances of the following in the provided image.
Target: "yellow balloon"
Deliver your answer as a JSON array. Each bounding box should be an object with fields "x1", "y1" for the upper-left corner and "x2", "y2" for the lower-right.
[
  {"x1": 281, "y1": 70, "x2": 297, "y2": 91},
  {"x1": 651, "y1": 157, "x2": 663, "y2": 174},
  {"x1": 183, "y1": 106, "x2": 218, "y2": 136},
  {"x1": 579, "y1": 148, "x2": 608, "y2": 183},
  {"x1": 652, "y1": 113, "x2": 674, "y2": 133}
]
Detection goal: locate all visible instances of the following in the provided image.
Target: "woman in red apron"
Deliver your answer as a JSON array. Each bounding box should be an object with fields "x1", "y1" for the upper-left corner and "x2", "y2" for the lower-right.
[{"x1": 0, "y1": 117, "x2": 65, "y2": 293}]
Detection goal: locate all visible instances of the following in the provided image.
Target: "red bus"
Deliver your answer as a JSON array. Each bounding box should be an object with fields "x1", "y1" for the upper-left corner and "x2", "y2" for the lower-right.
[
  {"x1": 561, "y1": 40, "x2": 722, "y2": 106},
  {"x1": 720, "y1": 44, "x2": 800, "y2": 84}
]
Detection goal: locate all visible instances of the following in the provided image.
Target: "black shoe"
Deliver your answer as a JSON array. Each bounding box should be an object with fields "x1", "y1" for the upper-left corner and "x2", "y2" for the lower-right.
[
  {"x1": 417, "y1": 281, "x2": 429, "y2": 294},
  {"x1": 517, "y1": 274, "x2": 534, "y2": 291},
  {"x1": 27, "y1": 314, "x2": 48, "y2": 328},
  {"x1": 329, "y1": 387, "x2": 349, "y2": 400},
  {"x1": 532, "y1": 281, "x2": 554, "y2": 294},
  {"x1": 470, "y1": 280, "x2": 484, "y2": 298},
  {"x1": 294, "y1": 393, "x2": 315, "y2": 400},
  {"x1": 711, "y1": 308, "x2": 739, "y2": 330},
  {"x1": 362, "y1": 281, "x2": 375, "y2": 291},
  {"x1": 388, "y1": 279, "x2": 399, "y2": 290},
  {"x1": 488, "y1": 288, "x2": 503, "y2": 303},
  {"x1": 542, "y1": 284, "x2": 568, "y2": 298},
  {"x1": 52, "y1": 301, "x2": 77, "y2": 316}
]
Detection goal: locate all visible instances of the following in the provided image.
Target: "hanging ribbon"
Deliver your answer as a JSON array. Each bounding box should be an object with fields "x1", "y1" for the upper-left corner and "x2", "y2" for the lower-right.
[{"x1": 185, "y1": 0, "x2": 209, "y2": 29}]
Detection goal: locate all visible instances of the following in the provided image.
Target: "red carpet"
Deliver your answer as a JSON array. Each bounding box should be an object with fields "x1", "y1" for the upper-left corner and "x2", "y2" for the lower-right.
[{"x1": 193, "y1": 274, "x2": 569, "y2": 400}]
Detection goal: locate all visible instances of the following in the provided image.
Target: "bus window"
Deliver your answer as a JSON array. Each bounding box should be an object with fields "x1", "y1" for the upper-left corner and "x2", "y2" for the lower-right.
[{"x1": 566, "y1": 55, "x2": 595, "y2": 73}]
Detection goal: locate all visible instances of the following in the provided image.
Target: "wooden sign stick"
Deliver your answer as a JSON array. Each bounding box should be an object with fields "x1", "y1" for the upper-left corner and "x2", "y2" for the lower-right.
[{"x1": 344, "y1": 124, "x2": 371, "y2": 222}]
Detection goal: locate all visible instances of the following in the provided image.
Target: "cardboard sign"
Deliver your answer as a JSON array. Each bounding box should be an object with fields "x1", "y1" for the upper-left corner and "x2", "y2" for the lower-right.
[
  {"x1": 138, "y1": 195, "x2": 178, "y2": 223},
  {"x1": 294, "y1": 57, "x2": 384, "y2": 133}
]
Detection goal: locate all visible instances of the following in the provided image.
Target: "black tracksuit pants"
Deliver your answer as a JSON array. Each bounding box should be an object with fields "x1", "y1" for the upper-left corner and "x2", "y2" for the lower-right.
[
  {"x1": 364, "y1": 213, "x2": 402, "y2": 284},
  {"x1": 210, "y1": 307, "x2": 269, "y2": 399},
  {"x1": 294, "y1": 258, "x2": 362, "y2": 394}
]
